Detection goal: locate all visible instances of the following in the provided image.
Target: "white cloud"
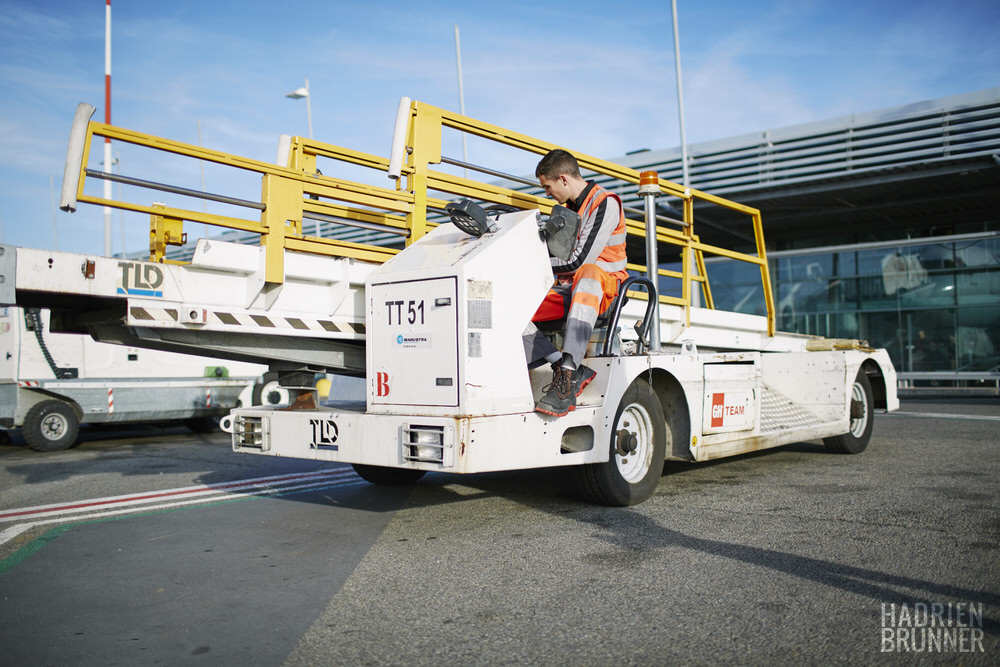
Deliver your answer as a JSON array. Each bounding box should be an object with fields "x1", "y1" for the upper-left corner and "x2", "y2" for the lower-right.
[{"x1": 683, "y1": 55, "x2": 816, "y2": 144}]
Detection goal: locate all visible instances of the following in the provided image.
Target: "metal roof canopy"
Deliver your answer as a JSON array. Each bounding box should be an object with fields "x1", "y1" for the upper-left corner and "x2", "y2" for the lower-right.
[{"x1": 614, "y1": 88, "x2": 1000, "y2": 252}]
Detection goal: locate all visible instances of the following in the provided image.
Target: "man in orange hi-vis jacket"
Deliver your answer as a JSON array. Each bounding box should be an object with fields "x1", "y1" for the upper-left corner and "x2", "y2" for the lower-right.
[{"x1": 527, "y1": 149, "x2": 628, "y2": 417}]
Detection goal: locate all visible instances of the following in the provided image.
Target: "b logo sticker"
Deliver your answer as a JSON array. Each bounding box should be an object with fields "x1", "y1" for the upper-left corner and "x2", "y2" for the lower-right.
[{"x1": 376, "y1": 372, "x2": 390, "y2": 397}]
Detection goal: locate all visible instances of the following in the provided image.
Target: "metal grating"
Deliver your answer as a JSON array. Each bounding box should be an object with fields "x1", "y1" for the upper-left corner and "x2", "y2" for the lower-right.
[
  {"x1": 759, "y1": 384, "x2": 821, "y2": 433},
  {"x1": 233, "y1": 415, "x2": 269, "y2": 451}
]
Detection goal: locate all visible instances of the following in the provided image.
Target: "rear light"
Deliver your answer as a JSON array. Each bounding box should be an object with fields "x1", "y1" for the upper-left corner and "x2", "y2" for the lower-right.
[
  {"x1": 400, "y1": 424, "x2": 452, "y2": 466},
  {"x1": 233, "y1": 415, "x2": 269, "y2": 451}
]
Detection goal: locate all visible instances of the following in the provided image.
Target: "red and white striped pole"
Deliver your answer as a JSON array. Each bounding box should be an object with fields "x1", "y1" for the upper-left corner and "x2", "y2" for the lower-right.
[{"x1": 103, "y1": 0, "x2": 113, "y2": 256}]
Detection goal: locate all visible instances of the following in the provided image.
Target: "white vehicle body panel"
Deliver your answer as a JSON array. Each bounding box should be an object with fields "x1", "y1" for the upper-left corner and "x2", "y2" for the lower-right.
[
  {"x1": 228, "y1": 211, "x2": 898, "y2": 475},
  {"x1": 0, "y1": 306, "x2": 264, "y2": 429}
]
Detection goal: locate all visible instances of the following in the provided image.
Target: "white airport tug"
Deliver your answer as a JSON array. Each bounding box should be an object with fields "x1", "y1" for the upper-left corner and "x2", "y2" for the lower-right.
[{"x1": 230, "y1": 202, "x2": 896, "y2": 506}]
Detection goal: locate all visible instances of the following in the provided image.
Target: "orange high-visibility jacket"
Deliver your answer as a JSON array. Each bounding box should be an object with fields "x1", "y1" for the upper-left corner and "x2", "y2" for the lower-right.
[{"x1": 551, "y1": 181, "x2": 628, "y2": 280}]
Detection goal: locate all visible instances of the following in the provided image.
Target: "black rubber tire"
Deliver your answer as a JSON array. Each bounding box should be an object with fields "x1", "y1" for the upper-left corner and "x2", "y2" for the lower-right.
[
  {"x1": 576, "y1": 378, "x2": 666, "y2": 506},
  {"x1": 23, "y1": 400, "x2": 80, "y2": 452},
  {"x1": 352, "y1": 464, "x2": 426, "y2": 485},
  {"x1": 185, "y1": 416, "x2": 221, "y2": 434},
  {"x1": 823, "y1": 370, "x2": 874, "y2": 454}
]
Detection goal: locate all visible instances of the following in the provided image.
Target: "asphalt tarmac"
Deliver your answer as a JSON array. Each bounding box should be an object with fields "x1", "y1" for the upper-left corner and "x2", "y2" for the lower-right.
[{"x1": 1, "y1": 398, "x2": 997, "y2": 665}]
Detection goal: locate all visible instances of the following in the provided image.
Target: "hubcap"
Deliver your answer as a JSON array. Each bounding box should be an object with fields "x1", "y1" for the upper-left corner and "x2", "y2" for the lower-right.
[
  {"x1": 41, "y1": 413, "x2": 68, "y2": 440},
  {"x1": 848, "y1": 380, "x2": 869, "y2": 438},
  {"x1": 615, "y1": 403, "x2": 654, "y2": 484}
]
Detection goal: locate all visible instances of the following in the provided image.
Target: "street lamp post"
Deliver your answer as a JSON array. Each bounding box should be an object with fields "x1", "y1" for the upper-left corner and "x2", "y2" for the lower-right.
[
  {"x1": 104, "y1": 0, "x2": 113, "y2": 256},
  {"x1": 670, "y1": 0, "x2": 700, "y2": 308},
  {"x1": 286, "y1": 77, "x2": 313, "y2": 139}
]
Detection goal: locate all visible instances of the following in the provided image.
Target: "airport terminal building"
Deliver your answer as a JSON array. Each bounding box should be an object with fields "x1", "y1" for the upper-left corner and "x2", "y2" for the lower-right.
[{"x1": 609, "y1": 88, "x2": 1000, "y2": 392}]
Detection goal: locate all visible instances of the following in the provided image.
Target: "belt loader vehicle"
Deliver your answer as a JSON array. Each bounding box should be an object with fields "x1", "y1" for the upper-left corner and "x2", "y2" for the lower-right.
[
  {"x1": 0, "y1": 98, "x2": 898, "y2": 504},
  {"x1": 0, "y1": 306, "x2": 271, "y2": 451}
]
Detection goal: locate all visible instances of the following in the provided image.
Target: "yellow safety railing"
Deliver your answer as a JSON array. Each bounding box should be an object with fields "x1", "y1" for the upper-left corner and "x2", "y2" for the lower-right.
[
  {"x1": 67, "y1": 115, "x2": 415, "y2": 284},
  {"x1": 64, "y1": 99, "x2": 774, "y2": 336},
  {"x1": 394, "y1": 100, "x2": 774, "y2": 335}
]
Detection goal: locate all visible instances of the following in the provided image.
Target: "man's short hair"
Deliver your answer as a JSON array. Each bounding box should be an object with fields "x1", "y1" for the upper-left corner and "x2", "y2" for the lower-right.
[{"x1": 535, "y1": 149, "x2": 581, "y2": 180}]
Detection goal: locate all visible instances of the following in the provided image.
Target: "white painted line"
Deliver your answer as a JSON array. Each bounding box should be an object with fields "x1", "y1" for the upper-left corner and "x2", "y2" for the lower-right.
[
  {"x1": 0, "y1": 469, "x2": 355, "y2": 523},
  {"x1": 0, "y1": 523, "x2": 32, "y2": 547},
  {"x1": 887, "y1": 411, "x2": 1000, "y2": 422},
  {"x1": 0, "y1": 471, "x2": 364, "y2": 549}
]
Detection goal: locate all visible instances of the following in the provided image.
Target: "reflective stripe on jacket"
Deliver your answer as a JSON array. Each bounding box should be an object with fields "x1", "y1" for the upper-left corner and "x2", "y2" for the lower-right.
[{"x1": 551, "y1": 182, "x2": 628, "y2": 279}]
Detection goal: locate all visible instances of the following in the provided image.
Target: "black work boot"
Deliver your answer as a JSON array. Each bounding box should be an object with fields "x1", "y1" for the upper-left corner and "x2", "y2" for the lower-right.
[
  {"x1": 571, "y1": 365, "x2": 596, "y2": 397},
  {"x1": 548, "y1": 363, "x2": 596, "y2": 397},
  {"x1": 535, "y1": 366, "x2": 576, "y2": 417}
]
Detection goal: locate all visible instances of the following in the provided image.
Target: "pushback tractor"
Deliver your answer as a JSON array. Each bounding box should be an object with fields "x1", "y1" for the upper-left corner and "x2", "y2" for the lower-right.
[{"x1": 0, "y1": 98, "x2": 897, "y2": 504}]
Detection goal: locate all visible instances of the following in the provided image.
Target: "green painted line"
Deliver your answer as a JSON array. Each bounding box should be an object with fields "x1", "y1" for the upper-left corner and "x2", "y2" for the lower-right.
[{"x1": 0, "y1": 524, "x2": 72, "y2": 574}]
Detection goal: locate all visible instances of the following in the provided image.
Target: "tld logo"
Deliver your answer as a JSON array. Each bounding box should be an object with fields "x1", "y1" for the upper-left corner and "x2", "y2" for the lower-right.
[
  {"x1": 117, "y1": 261, "x2": 164, "y2": 297},
  {"x1": 309, "y1": 419, "x2": 339, "y2": 450}
]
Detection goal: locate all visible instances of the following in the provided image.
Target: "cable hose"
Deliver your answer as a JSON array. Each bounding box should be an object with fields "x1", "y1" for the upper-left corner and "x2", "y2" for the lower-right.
[{"x1": 25, "y1": 308, "x2": 75, "y2": 379}]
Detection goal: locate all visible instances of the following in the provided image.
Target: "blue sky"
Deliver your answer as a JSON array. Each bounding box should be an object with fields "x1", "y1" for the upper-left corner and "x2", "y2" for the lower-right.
[{"x1": 0, "y1": 0, "x2": 997, "y2": 256}]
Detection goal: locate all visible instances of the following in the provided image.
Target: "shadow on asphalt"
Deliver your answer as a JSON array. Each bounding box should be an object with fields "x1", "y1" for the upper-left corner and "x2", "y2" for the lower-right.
[
  {"x1": 0, "y1": 423, "x2": 220, "y2": 457},
  {"x1": 6, "y1": 408, "x2": 998, "y2": 638},
  {"x1": 383, "y1": 444, "x2": 1000, "y2": 639}
]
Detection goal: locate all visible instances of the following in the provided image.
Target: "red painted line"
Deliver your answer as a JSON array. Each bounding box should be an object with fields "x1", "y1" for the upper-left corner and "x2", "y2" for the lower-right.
[{"x1": 0, "y1": 470, "x2": 351, "y2": 520}]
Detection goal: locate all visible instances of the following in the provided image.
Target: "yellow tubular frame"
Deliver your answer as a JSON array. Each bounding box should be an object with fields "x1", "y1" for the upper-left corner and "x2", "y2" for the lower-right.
[{"x1": 69, "y1": 100, "x2": 774, "y2": 336}]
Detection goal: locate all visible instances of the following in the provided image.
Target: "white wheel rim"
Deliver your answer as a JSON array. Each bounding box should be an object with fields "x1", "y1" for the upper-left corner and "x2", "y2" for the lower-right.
[
  {"x1": 41, "y1": 413, "x2": 68, "y2": 440},
  {"x1": 849, "y1": 380, "x2": 870, "y2": 438},
  {"x1": 615, "y1": 402, "x2": 655, "y2": 484},
  {"x1": 261, "y1": 381, "x2": 288, "y2": 406}
]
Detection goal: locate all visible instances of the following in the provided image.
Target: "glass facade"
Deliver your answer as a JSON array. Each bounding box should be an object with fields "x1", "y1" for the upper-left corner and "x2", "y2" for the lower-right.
[{"x1": 660, "y1": 234, "x2": 1000, "y2": 376}]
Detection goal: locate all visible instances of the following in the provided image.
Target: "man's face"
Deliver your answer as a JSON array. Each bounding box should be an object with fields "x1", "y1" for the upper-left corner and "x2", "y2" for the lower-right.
[{"x1": 538, "y1": 174, "x2": 572, "y2": 205}]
